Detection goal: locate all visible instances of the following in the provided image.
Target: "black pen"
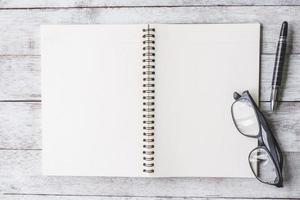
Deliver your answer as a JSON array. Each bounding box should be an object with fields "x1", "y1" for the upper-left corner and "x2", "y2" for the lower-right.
[{"x1": 270, "y1": 21, "x2": 288, "y2": 111}]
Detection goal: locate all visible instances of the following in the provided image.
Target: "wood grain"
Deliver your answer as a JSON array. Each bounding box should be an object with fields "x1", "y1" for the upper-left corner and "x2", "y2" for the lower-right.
[
  {"x1": 0, "y1": 54, "x2": 300, "y2": 101},
  {"x1": 0, "y1": 195, "x2": 295, "y2": 200},
  {"x1": 0, "y1": 56, "x2": 40, "y2": 100},
  {"x1": 0, "y1": 102, "x2": 298, "y2": 152},
  {"x1": 0, "y1": 102, "x2": 40, "y2": 150},
  {"x1": 0, "y1": 7, "x2": 299, "y2": 55},
  {"x1": 0, "y1": 0, "x2": 300, "y2": 8},
  {"x1": 0, "y1": 152, "x2": 299, "y2": 198},
  {"x1": 260, "y1": 54, "x2": 300, "y2": 102}
]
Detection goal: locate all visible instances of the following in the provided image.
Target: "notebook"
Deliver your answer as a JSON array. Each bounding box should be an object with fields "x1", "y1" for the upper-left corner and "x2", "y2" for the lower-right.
[{"x1": 41, "y1": 24, "x2": 260, "y2": 177}]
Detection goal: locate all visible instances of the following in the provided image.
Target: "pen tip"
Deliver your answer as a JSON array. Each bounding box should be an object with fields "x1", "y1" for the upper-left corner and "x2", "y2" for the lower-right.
[
  {"x1": 270, "y1": 100, "x2": 276, "y2": 112},
  {"x1": 271, "y1": 105, "x2": 274, "y2": 112}
]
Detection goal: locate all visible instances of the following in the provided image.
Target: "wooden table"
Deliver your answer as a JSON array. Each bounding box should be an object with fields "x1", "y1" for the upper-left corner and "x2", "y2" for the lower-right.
[{"x1": 0, "y1": 1, "x2": 299, "y2": 199}]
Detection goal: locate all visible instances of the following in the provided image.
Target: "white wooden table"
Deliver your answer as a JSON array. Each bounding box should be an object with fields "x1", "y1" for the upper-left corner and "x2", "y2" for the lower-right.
[{"x1": 0, "y1": 1, "x2": 300, "y2": 199}]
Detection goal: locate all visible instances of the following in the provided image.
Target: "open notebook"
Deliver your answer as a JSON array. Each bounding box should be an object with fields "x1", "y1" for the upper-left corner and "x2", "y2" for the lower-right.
[{"x1": 41, "y1": 24, "x2": 260, "y2": 177}]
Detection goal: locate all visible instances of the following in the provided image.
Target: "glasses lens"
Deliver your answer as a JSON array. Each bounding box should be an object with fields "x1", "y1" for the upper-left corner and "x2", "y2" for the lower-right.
[
  {"x1": 249, "y1": 147, "x2": 279, "y2": 184},
  {"x1": 232, "y1": 99, "x2": 259, "y2": 136}
]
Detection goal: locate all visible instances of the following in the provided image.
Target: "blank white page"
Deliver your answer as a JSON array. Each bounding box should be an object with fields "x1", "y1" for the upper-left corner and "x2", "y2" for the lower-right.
[
  {"x1": 41, "y1": 25, "x2": 144, "y2": 176},
  {"x1": 154, "y1": 24, "x2": 260, "y2": 177}
]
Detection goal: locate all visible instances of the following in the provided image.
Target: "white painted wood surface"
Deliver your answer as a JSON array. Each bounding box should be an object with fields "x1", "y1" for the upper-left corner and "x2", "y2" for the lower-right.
[
  {"x1": 0, "y1": 0, "x2": 299, "y2": 8},
  {"x1": 0, "y1": 1, "x2": 300, "y2": 199}
]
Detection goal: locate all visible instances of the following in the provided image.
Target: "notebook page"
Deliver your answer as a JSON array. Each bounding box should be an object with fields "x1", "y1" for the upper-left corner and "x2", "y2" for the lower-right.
[
  {"x1": 154, "y1": 24, "x2": 260, "y2": 177},
  {"x1": 41, "y1": 25, "x2": 144, "y2": 176}
]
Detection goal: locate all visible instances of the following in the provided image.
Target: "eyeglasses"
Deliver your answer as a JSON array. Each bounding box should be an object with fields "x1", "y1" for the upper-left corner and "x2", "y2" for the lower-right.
[{"x1": 231, "y1": 91, "x2": 283, "y2": 187}]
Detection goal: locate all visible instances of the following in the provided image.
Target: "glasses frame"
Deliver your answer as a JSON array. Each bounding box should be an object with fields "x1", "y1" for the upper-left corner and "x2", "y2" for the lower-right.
[{"x1": 231, "y1": 90, "x2": 283, "y2": 187}]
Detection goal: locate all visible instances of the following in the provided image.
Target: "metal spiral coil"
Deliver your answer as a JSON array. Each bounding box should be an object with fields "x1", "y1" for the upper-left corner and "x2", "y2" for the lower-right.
[{"x1": 142, "y1": 25, "x2": 155, "y2": 174}]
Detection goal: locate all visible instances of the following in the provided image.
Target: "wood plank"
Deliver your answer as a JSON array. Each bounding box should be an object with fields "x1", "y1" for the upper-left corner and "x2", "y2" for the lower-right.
[
  {"x1": 261, "y1": 102, "x2": 300, "y2": 153},
  {"x1": 0, "y1": 152, "x2": 299, "y2": 198},
  {"x1": 260, "y1": 54, "x2": 300, "y2": 101},
  {"x1": 0, "y1": 0, "x2": 300, "y2": 8},
  {"x1": 0, "y1": 7, "x2": 299, "y2": 55},
  {"x1": 0, "y1": 102, "x2": 40, "y2": 149},
  {"x1": 0, "y1": 194, "x2": 294, "y2": 200},
  {"x1": 0, "y1": 102, "x2": 299, "y2": 152},
  {"x1": 0, "y1": 150, "x2": 40, "y2": 176},
  {"x1": 0, "y1": 54, "x2": 299, "y2": 101},
  {"x1": 0, "y1": 56, "x2": 40, "y2": 100}
]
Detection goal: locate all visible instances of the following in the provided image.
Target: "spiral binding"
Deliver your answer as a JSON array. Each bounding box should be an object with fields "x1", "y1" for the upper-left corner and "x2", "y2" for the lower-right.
[{"x1": 142, "y1": 25, "x2": 155, "y2": 174}]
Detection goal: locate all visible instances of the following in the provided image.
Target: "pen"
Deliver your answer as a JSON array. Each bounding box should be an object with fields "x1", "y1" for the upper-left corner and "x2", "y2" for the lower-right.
[{"x1": 270, "y1": 21, "x2": 288, "y2": 111}]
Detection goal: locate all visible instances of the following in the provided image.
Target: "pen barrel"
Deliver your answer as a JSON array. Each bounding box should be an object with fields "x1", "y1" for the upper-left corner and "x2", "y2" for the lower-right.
[{"x1": 271, "y1": 37, "x2": 287, "y2": 87}]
